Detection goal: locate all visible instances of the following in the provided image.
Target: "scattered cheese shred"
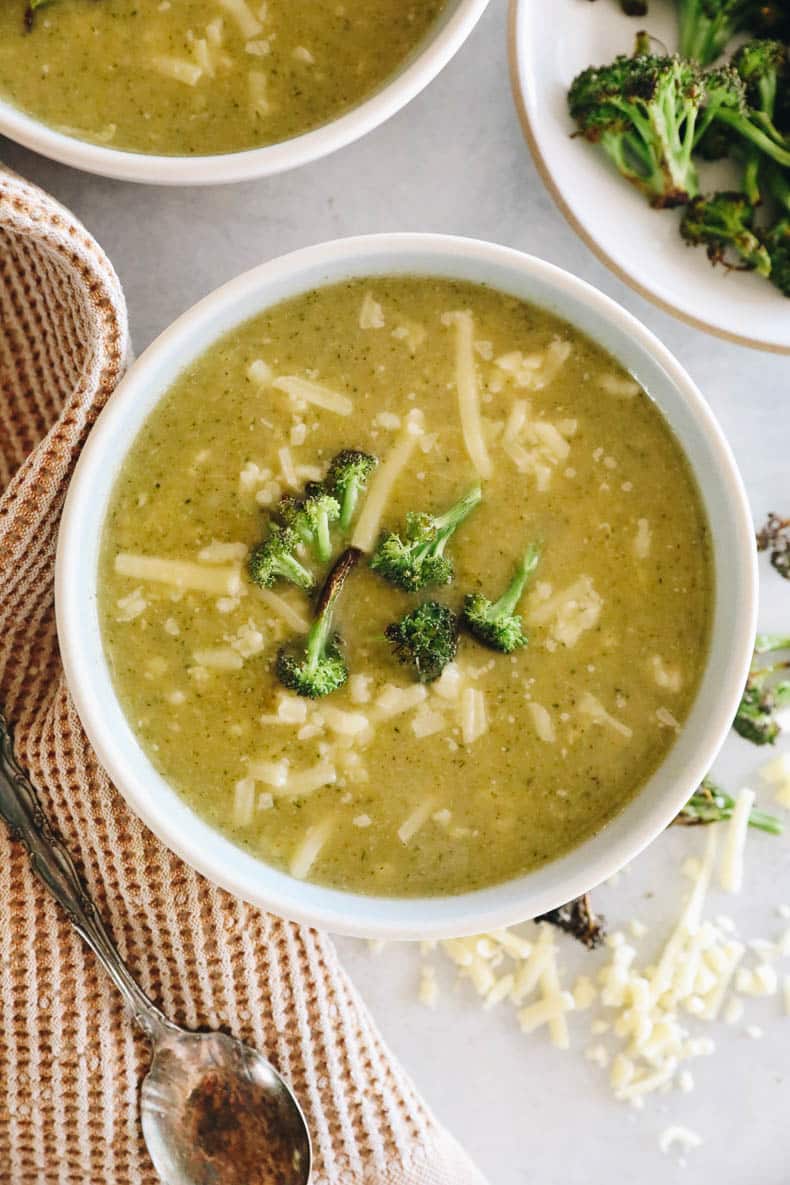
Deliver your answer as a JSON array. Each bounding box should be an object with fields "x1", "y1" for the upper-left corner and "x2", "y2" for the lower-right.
[
  {"x1": 398, "y1": 798, "x2": 437, "y2": 845},
  {"x1": 290, "y1": 817, "x2": 333, "y2": 880},
  {"x1": 578, "y1": 692, "x2": 633, "y2": 739},
  {"x1": 151, "y1": 56, "x2": 203, "y2": 86},
  {"x1": 198, "y1": 540, "x2": 248, "y2": 564},
  {"x1": 359, "y1": 292, "x2": 385, "y2": 330},
  {"x1": 658, "y1": 1126, "x2": 703, "y2": 1156},
  {"x1": 115, "y1": 554, "x2": 242, "y2": 596},
  {"x1": 232, "y1": 778, "x2": 256, "y2": 827},
  {"x1": 528, "y1": 576, "x2": 602, "y2": 648},
  {"x1": 527, "y1": 701, "x2": 555, "y2": 743},
  {"x1": 460, "y1": 687, "x2": 488, "y2": 745},
  {"x1": 254, "y1": 587, "x2": 310, "y2": 632},
  {"x1": 192, "y1": 647, "x2": 244, "y2": 671},
  {"x1": 351, "y1": 410, "x2": 425, "y2": 551},
  {"x1": 273, "y1": 375, "x2": 353, "y2": 416},
  {"x1": 719, "y1": 788, "x2": 755, "y2": 893},
  {"x1": 218, "y1": 0, "x2": 262, "y2": 38},
  {"x1": 442, "y1": 311, "x2": 492, "y2": 479}
]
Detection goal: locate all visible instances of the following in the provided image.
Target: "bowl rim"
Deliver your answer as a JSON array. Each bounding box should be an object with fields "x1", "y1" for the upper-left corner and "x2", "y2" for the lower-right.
[
  {"x1": 55, "y1": 232, "x2": 758, "y2": 939},
  {"x1": 507, "y1": 0, "x2": 790, "y2": 357},
  {"x1": 0, "y1": 0, "x2": 490, "y2": 185}
]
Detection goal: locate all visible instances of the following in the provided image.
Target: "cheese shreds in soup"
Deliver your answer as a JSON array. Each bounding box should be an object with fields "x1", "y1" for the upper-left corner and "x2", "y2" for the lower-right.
[
  {"x1": 98, "y1": 277, "x2": 713, "y2": 897},
  {"x1": 0, "y1": 0, "x2": 446, "y2": 156}
]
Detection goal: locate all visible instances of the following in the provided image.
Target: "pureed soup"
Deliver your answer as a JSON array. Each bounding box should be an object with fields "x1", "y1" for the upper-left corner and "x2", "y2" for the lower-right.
[
  {"x1": 99, "y1": 277, "x2": 713, "y2": 897},
  {"x1": 0, "y1": 0, "x2": 445, "y2": 156}
]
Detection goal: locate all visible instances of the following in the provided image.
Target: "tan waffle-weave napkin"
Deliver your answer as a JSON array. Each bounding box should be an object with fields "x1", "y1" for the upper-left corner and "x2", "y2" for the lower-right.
[{"x1": 0, "y1": 166, "x2": 489, "y2": 1185}]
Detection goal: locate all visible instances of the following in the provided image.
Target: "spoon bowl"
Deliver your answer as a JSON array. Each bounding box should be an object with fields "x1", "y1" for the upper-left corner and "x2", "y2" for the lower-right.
[{"x1": 142, "y1": 1024, "x2": 311, "y2": 1185}]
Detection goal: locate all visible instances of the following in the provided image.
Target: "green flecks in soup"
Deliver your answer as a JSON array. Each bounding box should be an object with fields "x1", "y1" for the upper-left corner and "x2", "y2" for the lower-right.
[
  {"x1": 0, "y1": 0, "x2": 445, "y2": 155},
  {"x1": 98, "y1": 277, "x2": 713, "y2": 897}
]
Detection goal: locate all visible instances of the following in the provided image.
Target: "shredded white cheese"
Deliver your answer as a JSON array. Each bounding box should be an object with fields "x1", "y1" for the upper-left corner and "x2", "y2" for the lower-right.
[
  {"x1": 359, "y1": 292, "x2": 385, "y2": 330},
  {"x1": 290, "y1": 817, "x2": 333, "y2": 880},
  {"x1": 442, "y1": 310, "x2": 492, "y2": 479},
  {"x1": 351, "y1": 409, "x2": 425, "y2": 552},
  {"x1": 115, "y1": 554, "x2": 242, "y2": 597},
  {"x1": 719, "y1": 788, "x2": 755, "y2": 893},
  {"x1": 273, "y1": 375, "x2": 353, "y2": 416}
]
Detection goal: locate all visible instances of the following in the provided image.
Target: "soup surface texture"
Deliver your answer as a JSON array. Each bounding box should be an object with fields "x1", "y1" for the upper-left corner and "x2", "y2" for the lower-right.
[
  {"x1": 99, "y1": 277, "x2": 713, "y2": 897},
  {"x1": 0, "y1": 0, "x2": 445, "y2": 155}
]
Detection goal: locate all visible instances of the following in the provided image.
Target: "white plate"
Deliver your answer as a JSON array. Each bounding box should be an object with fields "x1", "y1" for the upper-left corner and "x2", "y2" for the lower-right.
[{"x1": 508, "y1": 0, "x2": 790, "y2": 354}]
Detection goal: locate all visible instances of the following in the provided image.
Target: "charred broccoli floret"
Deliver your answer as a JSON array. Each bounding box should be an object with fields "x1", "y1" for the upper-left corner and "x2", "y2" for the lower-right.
[
  {"x1": 327, "y1": 449, "x2": 378, "y2": 531},
  {"x1": 676, "y1": 776, "x2": 783, "y2": 833},
  {"x1": 762, "y1": 163, "x2": 790, "y2": 295},
  {"x1": 536, "y1": 894, "x2": 607, "y2": 950},
  {"x1": 680, "y1": 191, "x2": 771, "y2": 272},
  {"x1": 248, "y1": 525, "x2": 314, "y2": 591},
  {"x1": 370, "y1": 484, "x2": 482, "y2": 592},
  {"x1": 734, "y1": 634, "x2": 790, "y2": 744},
  {"x1": 278, "y1": 485, "x2": 340, "y2": 564},
  {"x1": 275, "y1": 548, "x2": 360, "y2": 698},
  {"x1": 385, "y1": 602, "x2": 459, "y2": 684},
  {"x1": 698, "y1": 66, "x2": 790, "y2": 169},
  {"x1": 462, "y1": 542, "x2": 542, "y2": 653},
  {"x1": 757, "y1": 513, "x2": 790, "y2": 577},
  {"x1": 677, "y1": 0, "x2": 767, "y2": 66},
  {"x1": 568, "y1": 50, "x2": 704, "y2": 207},
  {"x1": 732, "y1": 39, "x2": 788, "y2": 201}
]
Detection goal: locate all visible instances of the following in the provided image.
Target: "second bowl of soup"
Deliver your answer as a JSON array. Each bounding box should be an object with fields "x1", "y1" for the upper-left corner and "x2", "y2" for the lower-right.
[
  {"x1": 0, "y1": 0, "x2": 489, "y2": 183},
  {"x1": 56, "y1": 235, "x2": 756, "y2": 937}
]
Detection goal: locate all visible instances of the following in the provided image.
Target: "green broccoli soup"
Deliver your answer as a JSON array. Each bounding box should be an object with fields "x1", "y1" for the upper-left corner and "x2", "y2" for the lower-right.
[
  {"x1": 98, "y1": 277, "x2": 713, "y2": 897},
  {"x1": 0, "y1": 0, "x2": 445, "y2": 156}
]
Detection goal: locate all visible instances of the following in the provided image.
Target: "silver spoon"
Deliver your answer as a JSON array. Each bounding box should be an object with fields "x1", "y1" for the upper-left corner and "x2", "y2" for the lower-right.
[{"x1": 0, "y1": 713, "x2": 312, "y2": 1185}]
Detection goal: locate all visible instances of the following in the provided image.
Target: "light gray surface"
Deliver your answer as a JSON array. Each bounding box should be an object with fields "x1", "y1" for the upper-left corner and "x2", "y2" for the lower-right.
[{"x1": 3, "y1": 2, "x2": 788, "y2": 1182}]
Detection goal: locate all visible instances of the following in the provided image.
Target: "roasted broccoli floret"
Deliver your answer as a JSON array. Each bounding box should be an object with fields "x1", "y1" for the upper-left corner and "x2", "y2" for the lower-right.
[
  {"x1": 757, "y1": 513, "x2": 790, "y2": 577},
  {"x1": 536, "y1": 894, "x2": 606, "y2": 950},
  {"x1": 278, "y1": 485, "x2": 340, "y2": 564},
  {"x1": 327, "y1": 449, "x2": 378, "y2": 531},
  {"x1": 698, "y1": 66, "x2": 790, "y2": 169},
  {"x1": 680, "y1": 191, "x2": 771, "y2": 272},
  {"x1": 734, "y1": 634, "x2": 790, "y2": 744},
  {"x1": 568, "y1": 50, "x2": 704, "y2": 207},
  {"x1": 248, "y1": 525, "x2": 314, "y2": 591},
  {"x1": 732, "y1": 39, "x2": 788, "y2": 201},
  {"x1": 462, "y1": 542, "x2": 542, "y2": 653},
  {"x1": 385, "y1": 602, "x2": 459, "y2": 684},
  {"x1": 276, "y1": 547, "x2": 360, "y2": 698},
  {"x1": 675, "y1": 776, "x2": 783, "y2": 833},
  {"x1": 734, "y1": 38, "x2": 787, "y2": 117},
  {"x1": 677, "y1": 0, "x2": 764, "y2": 66},
  {"x1": 762, "y1": 163, "x2": 790, "y2": 295},
  {"x1": 370, "y1": 484, "x2": 482, "y2": 592}
]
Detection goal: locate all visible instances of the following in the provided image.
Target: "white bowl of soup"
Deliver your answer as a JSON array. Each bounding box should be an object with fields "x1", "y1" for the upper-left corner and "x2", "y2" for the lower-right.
[
  {"x1": 0, "y1": 0, "x2": 489, "y2": 184},
  {"x1": 56, "y1": 234, "x2": 756, "y2": 938}
]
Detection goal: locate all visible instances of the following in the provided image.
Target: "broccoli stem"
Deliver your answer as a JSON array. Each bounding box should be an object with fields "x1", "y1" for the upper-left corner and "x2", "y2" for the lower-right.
[
  {"x1": 677, "y1": 779, "x2": 783, "y2": 834},
  {"x1": 305, "y1": 547, "x2": 361, "y2": 677},
  {"x1": 427, "y1": 485, "x2": 483, "y2": 555},
  {"x1": 488, "y1": 544, "x2": 542, "y2": 621},
  {"x1": 714, "y1": 108, "x2": 790, "y2": 168},
  {"x1": 755, "y1": 633, "x2": 790, "y2": 653}
]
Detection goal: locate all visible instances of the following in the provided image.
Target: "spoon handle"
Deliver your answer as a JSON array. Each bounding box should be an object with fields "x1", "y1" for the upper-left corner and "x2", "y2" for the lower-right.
[{"x1": 0, "y1": 711, "x2": 169, "y2": 1041}]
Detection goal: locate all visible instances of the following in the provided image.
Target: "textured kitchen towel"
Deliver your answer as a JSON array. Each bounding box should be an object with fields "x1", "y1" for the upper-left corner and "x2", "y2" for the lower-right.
[{"x1": 0, "y1": 165, "x2": 489, "y2": 1185}]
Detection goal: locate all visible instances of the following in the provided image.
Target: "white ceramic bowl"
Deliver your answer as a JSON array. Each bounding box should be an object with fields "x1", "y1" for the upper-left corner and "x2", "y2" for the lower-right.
[
  {"x1": 56, "y1": 234, "x2": 757, "y2": 939},
  {"x1": 508, "y1": 0, "x2": 790, "y2": 354},
  {"x1": 0, "y1": 0, "x2": 489, "y2": 185}
]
